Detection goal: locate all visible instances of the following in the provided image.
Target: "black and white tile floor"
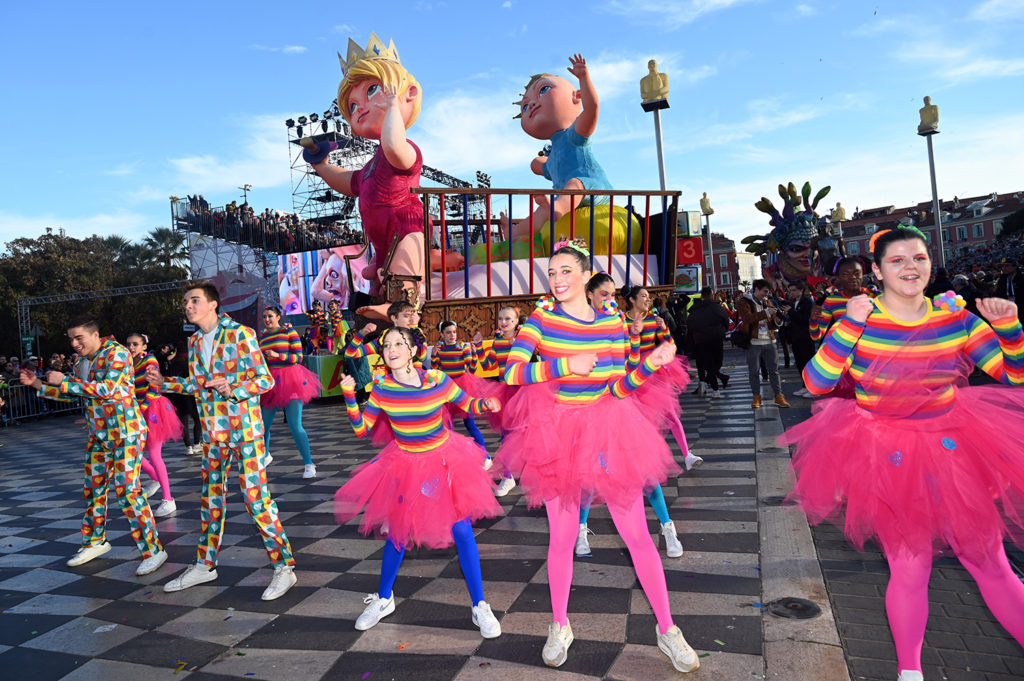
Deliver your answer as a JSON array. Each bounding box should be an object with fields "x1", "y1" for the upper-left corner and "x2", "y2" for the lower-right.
[{"x1": 0, "y1": 370, "x2": 767, "y2": 681}]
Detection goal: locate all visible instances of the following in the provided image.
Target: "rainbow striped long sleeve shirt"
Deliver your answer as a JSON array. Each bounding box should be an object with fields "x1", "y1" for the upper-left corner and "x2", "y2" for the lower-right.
[
  {"x1": 478, "y1": 333, "x2": 517, "y2": 376},
  {"x1": 503, "y1": 301, "x2": 658, "y2": 404},
  {"x1": 259, "y1": 324, "x2": 304, "y2": 369},
  {"x1": 344, "y1": 327, "x2": 428, "y2": 365},
  {"x1": 626, "y1": 311, "x2": 672, "y2": 361},
  {"x1": 132, "y1": 353, "x2": 161, "y2": 408},
  {"x1": 804, "y1": 299, "x2": 1024, "y2": 418},
  {"x1": 433, "y1": 343, "x2": 477, "y2": 378},
  {"x1": 343, "y1": 370, "x2": 489, "y2": 452},
  {"x1": 810, "y1": 287, "x2": 878, "y2": 341}
]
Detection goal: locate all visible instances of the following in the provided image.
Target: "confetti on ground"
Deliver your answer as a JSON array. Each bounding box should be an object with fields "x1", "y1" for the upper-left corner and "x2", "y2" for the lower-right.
[
  {"x1": 752, "y1": 602, "x2": 763, "y2": 607},
  {"x1": 236, "y1": 652, "x2": 246, "y2": 656},
  {"x1": 224, "y1": 615, "x2": 233, "y2": 620},
  {"x1": 245, "y1": 674, "x2": 255, "y2": 677},
  {"x1": 361, "y1": 673, "x2": 371, "y2": 679},
  {"x1": 93, "y1": 624, "x2": 117, "y2": 633},
  {"x1": 397, "y1": 642, "x2": 410, "y2": 650},
  {"x1": 699, "y1": 653, "x2": 711, "y2": 658},
  {"x1": 227, "y1": 607, "x2": 235, "y2": 611},
  {"x1": 479, "y1": 662, "x2": 491, "y2": 667},
  {"x1": 173, "y1": 661, "x2": 188, "y2": 674},
  {"x1": 714, "y1": 639, "x2": 726, "y2": 646}
]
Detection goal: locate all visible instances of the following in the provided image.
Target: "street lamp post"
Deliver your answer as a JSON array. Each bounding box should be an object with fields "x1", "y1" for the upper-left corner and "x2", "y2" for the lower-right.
[
  {"x1": 917, "y1": 96, "x2": 945, "y2": 268},
  {"x1": 640, "y1": 60, "x2": 670, "y2": 192},
  {"x1": 700, "y1": 192, "x2": 716, "y2": 292},
  {"x1": 239, "y1": 183, "x2": 252, "y2": 205}
]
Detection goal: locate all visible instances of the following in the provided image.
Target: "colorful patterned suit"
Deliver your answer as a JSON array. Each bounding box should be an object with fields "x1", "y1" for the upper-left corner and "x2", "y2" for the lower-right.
[
  {"x1": 40, "y1": 337, "x2": 162, "y2": 558},
  {"x1": 160, "y1": 316, "x2": 294, "y2": 569}
]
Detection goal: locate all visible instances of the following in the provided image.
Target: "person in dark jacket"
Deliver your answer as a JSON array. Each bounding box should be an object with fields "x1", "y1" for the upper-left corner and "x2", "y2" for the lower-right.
[
  {"x1": 994, "y1": 258, "x2": 1024, "y2": 324},
  {"x1": 785, "y1": 281, "x2": 815, "y2": 397},
  {"x1": 687, "y1": 288, "x2": 731, "y2": 396}
]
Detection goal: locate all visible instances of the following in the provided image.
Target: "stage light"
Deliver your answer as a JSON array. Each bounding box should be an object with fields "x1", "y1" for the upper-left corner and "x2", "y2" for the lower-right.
[
  {"x1": 335, "y1": 119, "x2": 343, "y2": 132},
  {"x1": 285, "y1": 119, "x2": 295, "y2": 128},
  {"x1": 296, "y1": 126, "x2": 303, "y2": 137},
  {"x1": 298, "y1": 116, "x2": 308, "y2": 125},
  {"x1": 310, "y1": 113, "x2": 319, "y2": 122},
  {"x1": 321, "y1": 120, "x2": 328, "y2": 133},
  {"x1": 323, "y1": 110, "x2": 333, "y2": 120}
]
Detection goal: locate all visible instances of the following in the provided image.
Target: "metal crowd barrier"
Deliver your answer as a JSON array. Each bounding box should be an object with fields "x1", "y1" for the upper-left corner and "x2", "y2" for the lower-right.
[{"x1": 2, "y1": 383, "x2": 84, "y2": 425}]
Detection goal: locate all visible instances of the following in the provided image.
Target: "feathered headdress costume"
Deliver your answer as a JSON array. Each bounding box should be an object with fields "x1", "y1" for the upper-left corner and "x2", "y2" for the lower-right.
[{"x1": 742, "y1": 181, "x2": 830, "y2": 256}]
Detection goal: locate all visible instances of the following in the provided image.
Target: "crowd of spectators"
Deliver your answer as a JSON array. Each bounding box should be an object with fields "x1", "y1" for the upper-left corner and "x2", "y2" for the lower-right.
[{"x1": 173, "y1": 195, "x2": 364, "y2": 254}]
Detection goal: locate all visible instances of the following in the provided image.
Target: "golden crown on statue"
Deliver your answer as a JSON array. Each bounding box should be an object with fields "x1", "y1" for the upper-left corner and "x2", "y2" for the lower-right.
[{"x1": 338, "y1": 32, "x2": 401, "y2": 75}]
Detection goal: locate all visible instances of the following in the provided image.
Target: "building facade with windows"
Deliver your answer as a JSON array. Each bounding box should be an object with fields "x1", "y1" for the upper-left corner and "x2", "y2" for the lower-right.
[{"x1": 705, "y1": 233, "x2": 740, "y2": 292}]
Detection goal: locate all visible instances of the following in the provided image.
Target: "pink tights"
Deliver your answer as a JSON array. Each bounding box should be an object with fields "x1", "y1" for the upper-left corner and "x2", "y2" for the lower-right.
[
  {"x1": 885, "y1": 539, "x2": 1024, "y2": 673},
  {"x1": 138, "y1": 441, "x2": 173, "y2": 501},
  {"x1": 545, "y1": 494, "x2": 674, "y2": 633},
  {"x1": 667, "y1": 414, "x2": 690, "y2": 458}
]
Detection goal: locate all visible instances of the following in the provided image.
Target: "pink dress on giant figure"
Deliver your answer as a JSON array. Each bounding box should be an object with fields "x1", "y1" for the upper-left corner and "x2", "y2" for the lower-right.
[{"x1": 303, "y1": 33, "x2": 455, "y2": 321}]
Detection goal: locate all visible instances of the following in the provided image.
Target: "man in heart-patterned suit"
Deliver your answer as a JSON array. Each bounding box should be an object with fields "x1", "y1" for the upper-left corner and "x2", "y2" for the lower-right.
[
  {"x1": 21, "y1": 318, "x2": 167, "y2": 576},
  {"x1": 148, "y1": 281, "x2": 297, "y2": 601}
]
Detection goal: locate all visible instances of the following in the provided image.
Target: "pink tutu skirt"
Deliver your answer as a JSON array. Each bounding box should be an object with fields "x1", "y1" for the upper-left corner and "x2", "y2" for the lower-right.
[
  {"x1": 485, "y1": 381, "x2": 519, "y2": 434},
  {"x1": 783, "y1": 385, "x2": 1024, "y2": 560},
  {"x1": 143, "y1": 395, "x2": 183, "y2": 448},
  {"x1": 334, "y1": 432, "x2": 502, "y2": 549},
  {"x1": 263, "y1": 364, "x2": 321, "y2": 409},
  {"x1": 445, "y1": 372, "x2": 496, "y2": 420},
  {"x1": 495, "y1": 382, "x2": 681, "y2": 510},
  {"x1": 631, "y1": 355, "x2": 690, "y2": 433}
]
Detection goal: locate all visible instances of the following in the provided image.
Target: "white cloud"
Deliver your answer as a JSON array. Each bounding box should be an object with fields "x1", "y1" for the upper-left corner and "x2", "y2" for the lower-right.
[
  {"x1": 502, "y1": 1, "x2": 512, "y2": 7},
  {"x1": 251, "y1": 44, "x2": 307, "y2": 54},
  {"x1": 795, "y1": 3, "x2": 817, "y2": 17},
  {"x1": 331, "y1": 24, "x2": 356, "y2": 33},
  {"x1": 167, "y1": 115, "x2": 293, "y2": 196},
  {"x1": 970, "y1": 0, "x2": 1024, "y2": 21},
  {"x1": 946, "y1": 57, "x2": 1024, "y2": 80},
  {"x1": 601, "y1": 0, "x2": 756, "y2": 30},
  {"x1": 104, "y1": 162, "x2": 138, "y2": 176}
]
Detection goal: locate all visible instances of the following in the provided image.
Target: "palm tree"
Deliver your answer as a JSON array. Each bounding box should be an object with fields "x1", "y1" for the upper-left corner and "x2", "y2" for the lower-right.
[
  {"x1": 144, "y1": 227, "x2": 189, "y2": 271},
  {"x1": 100, "y1": 235, "x2": 132, "y2": 260},
  {"x1": 119, "y1": 243, "x2": 157, "y2": 270}
]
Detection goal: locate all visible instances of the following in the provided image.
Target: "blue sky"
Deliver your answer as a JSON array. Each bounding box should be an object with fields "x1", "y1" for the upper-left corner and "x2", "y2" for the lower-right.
[{"x1": 2, "y1": 0, "x2": 1023, "y2": 250}]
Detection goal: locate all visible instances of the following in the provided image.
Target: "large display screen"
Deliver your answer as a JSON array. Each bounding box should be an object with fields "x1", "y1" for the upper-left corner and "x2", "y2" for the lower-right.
[{"x1": 277, "y1": 245, "x2": 373, "y2": 315}]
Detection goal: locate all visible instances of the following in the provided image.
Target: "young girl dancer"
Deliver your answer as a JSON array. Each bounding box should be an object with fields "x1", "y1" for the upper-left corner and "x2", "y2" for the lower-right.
[
  {"x1": 573, "y1": 274, "x2": 686, "y2": 558},
  {"x1": 259, "y1": 306, "x2": 321, "y2": 478},
  {"x1": 476, "y1": 306, "x2": 521, "y2": 497},
  {"x1": 785, "y1": 226, "x2": 1024, "y2": 681},
  {"x1": 326, "y1": 300, "x2": 349, "y2": 354},
  {"x1": 306, "y1": 300, "x2": 328, "y2": 353},
  {"x1": 126, "y1": 333, "x2": 182, "y2": 517},
  {"x1": 809, "y1": 256, "x2": 877, "y2": 342},
  {"x1": 497, "y1": 238, "x2": 700, "y2": 673},
  {"x1": 621, "y1": 284, "x2": 703, "y2": 473},
  {"x1": 335, "y1": 326, "x2": 503, "y2": 638},
  {"x1": 432, "y1": 321, "x2": 491, "y2": 455}
]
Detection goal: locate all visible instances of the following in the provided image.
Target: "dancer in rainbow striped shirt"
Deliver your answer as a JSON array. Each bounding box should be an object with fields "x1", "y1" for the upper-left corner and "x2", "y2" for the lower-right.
[
  {"x1": 335, "y1": 326, "x2": 503, "y2": 638},
  {"x1": 476, "y1": 305, "x2": 521, "y2": 497},
  {"x1": 432, "y1": 320, "x2": 491, "y2": 455},
  {"x1": 496, "y1": 238, "x2": 700, "y2": 673},
  {"x1": 259, "y1": 306, "x2": 321, "y2": 478},
  {"x1": 785, "y1": 226, "x2": 1024, "y2": 681}
]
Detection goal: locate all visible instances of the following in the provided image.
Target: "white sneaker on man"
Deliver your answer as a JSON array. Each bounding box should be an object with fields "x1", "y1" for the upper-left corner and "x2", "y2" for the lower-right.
[
  {"x1": 661, "y1": 521, "x2": 684, "y2": 558},
  {"x1": 164, "y1": 563, "x2": 218, "y2": 592},
  {"x1": 494, "y1": 477, "x2": 516, "y2": 497},
  {"x1": 896, "y1": 671, "x2": 924, "y2": 681},
  {"x1": 153, "y1": 499, "x2": 177, "y2": 518},
  {"x1": 471, "y1": 601, "x2": 502, "y2": 638},
  {"x1": 657, "y1": 625, "x2": 700, "y2": 672},
  {"x1": 261, "y1": 565, "x2": 297, "y2": 600},
  {"x1": 574, "y1": 523, "x2": 593, "y2": 556},
  {"x1": 136, "y1": 550, "x2": 168, "y2": 576},
  {"x1": 186, "y1": 444, "x2": 201, "y2": 456},
  {"x1": 263, "y1": 453, "x2": 274, "y2": 466},
  {"x1": 67, "y1": 542, "x2": 111, "y2": 567},
  {"x1": 143, "y1": 480, "x2": 161, "y2": 498},
  {"x1": 542, "y1": 621, "x2": 574, "y2": 667},
  {"x1": 683, "y1": 453, "x2": 703, "y2": 471},
  {"x1": 355, "y1": 593, "x2": 395, "y2": 630},
  {"x1": 302, "y1": 464, "x2": 317, "y2": 479}
]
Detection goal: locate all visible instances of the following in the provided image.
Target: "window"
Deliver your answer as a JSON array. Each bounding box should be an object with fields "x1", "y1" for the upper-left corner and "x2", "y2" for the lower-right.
[
  {"x1": 721, "y1": 272, "x2": 731, "y2": 285},
  {"x1": 719, "y1": 254, "x2": 728, "y2": 267},
  {"x1": 995, "y1": 220, "x2": 1004, "y2": 236},
  {"x1": 847, "y1": 241, "x2": 860, "y2": 255},
  {"x1": 956, "y1": 226, "x2": 968, "y2": 241},
  {"x1": 973, "y1": 223, "x2": 984, "y2": 238},
  {"x1": 942, "y1": 229, "x2": 950, "y2": 242},
  {"x1": 974, "y1": 207, "x2": 983, "y2": 217}
]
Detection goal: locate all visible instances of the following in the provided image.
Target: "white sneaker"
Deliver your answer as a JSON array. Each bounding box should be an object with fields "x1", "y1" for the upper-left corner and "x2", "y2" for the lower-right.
[
  {"x1": 657, "y1": 625, "x2": 700, "y2": 672},
  {"x1": 143, "y1": 480, "x2": 162, "y2": 498},
  {"x1": 494, "y1": 477, "x2": 516, "y2": 497},
  {"x1": 187, "y1": 444, "x2": 202, "y2": 456},
  {"x1": 897, "y1": 672, "x2": 924, "y2": 681},
  {"x1": 67, "y1": 542, "x2": 111, "y2": 567},
  {"x1": 483, "y1": 457, "x2": 494, "y2": 472},
  {"x1": 472, "y1": 601, "x2": 502, "y2": 639},
  {"x1": 164, "y1": 563, "x2": 218, "y2": 592},
  {"x1": 708, "y1": 389, "x2": 721, "y2": 398},
  {"x1": 261, "y1": 565, "x2": 297, "y2": 601},
  {"x1": 542, "y1": 621, "x2": 574, "y2": 667},
  {"x1": 355, "y1": 593, "x2": 395, "y2": 630},
  {"x1": 264, "y1": 453, "x2": 274, "y2": 466},
  {"x1": 661, "y1": 521, "x2": 684, "y2": 558},
  {"x1": 152, "y1": 499, "x2": 177, "y2": 518},
  {"x1": 136, "y1": 550, "x2": 168, "y2": 576},
  {"x1": 302, "y1": 464, "x2": 317, "y2": 479},
  {"x1": 574, "y1": 523, "x2": 593, "y2": 556},
  {"x1": 684, "y1": 453, "x2": 704, "y2": 471}
]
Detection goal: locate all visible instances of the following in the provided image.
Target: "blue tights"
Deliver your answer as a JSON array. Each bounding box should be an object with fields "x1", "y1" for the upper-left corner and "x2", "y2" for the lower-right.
[
  {"x1": 261, "y1": 400, "x2": 313, "y2": 465},
  {"x1": 579, "y1": 486, "x2": 671, "y2": 525},
  {"x1": 378, "y1": 519, "x2": 484, "y2": 605},
  {"x1": 463, "y1": 417, "x2": 487, "y2": 452}
]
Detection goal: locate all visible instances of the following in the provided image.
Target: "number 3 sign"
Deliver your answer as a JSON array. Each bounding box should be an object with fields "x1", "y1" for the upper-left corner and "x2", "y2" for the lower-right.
[{"x1": 676, "y1": 237, "x2": 705, "y2": 265}]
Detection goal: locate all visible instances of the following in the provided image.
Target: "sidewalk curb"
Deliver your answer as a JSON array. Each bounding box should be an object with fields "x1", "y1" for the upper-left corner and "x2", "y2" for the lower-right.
[{"x1": 754, "y1": 399, "x2": 851, "y2": 681}]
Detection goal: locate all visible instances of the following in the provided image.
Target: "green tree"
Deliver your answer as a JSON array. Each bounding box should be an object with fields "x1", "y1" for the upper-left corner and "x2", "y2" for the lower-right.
[
  {"x1": 998, "y1": 208, "x2": 1024, "y2": 239},
  {"x1": 144, "y1": 227, "x2": 189, "y2": 272}
]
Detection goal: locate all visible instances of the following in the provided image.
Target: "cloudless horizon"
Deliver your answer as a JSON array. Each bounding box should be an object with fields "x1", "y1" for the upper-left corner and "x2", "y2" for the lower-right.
[{"x1": 2, "y1": 0, "x2": 1022, "y2": 252}]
